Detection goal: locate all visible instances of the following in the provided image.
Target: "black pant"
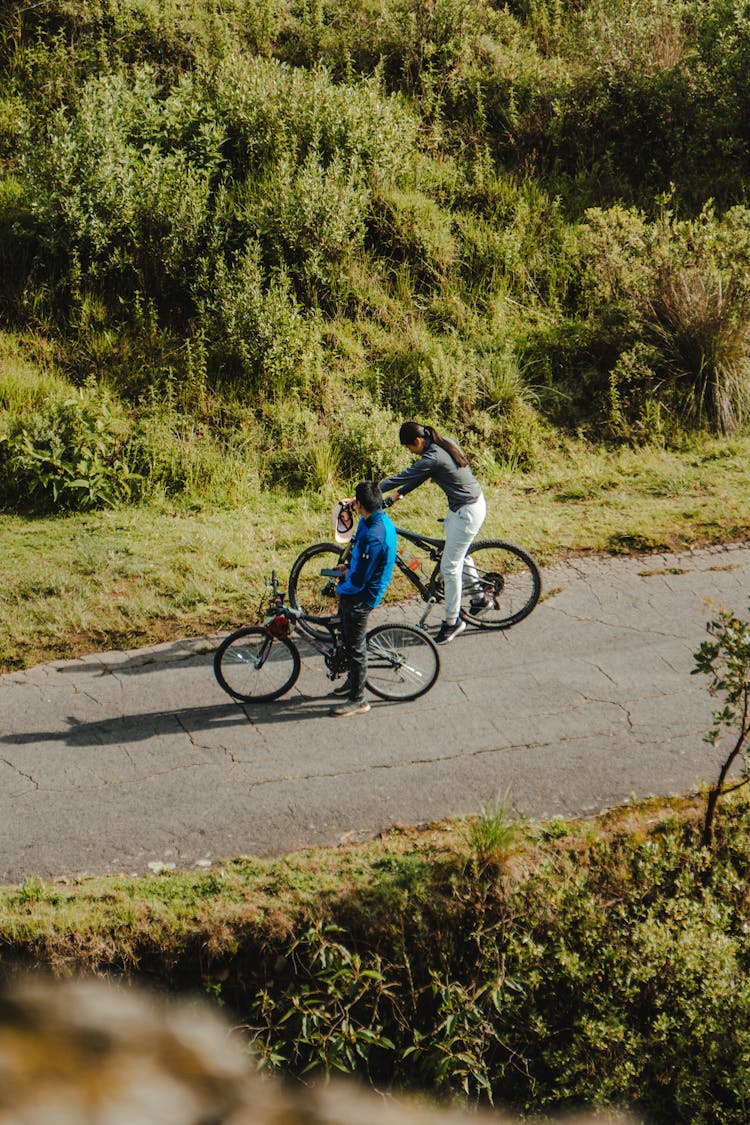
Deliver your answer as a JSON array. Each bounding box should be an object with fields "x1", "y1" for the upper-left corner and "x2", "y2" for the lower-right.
[{"x1": 338, "y1": 594, "x2": 372, "y2": 701}]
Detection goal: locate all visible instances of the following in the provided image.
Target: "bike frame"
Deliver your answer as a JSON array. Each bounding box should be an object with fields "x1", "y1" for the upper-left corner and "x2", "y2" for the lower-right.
[{"x1": 264, "y1": 587, "x2": 346, "y2": 675}]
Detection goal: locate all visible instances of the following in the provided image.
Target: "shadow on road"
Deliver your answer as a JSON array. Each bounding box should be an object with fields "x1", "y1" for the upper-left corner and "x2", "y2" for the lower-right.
[
  {"x1": 48, "y1": 640, "x2": 218, "y2": 677},
  {"x1": 1, "y1": 694, "x2": 400, "y2": 748}
]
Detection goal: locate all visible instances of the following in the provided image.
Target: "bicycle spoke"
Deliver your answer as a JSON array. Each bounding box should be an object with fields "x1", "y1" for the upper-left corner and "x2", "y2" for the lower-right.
[
  {"x1": 366, "y1": 624, "x2": 440, "y2": 701},
  {"x1": 369, "y1": 638, "x2": 427, "y2": 682},
  {"x1": 214, "y1": 628, "x2": 300, "y2": 702},
  {"x1": 459, "y1": 541, "x2": 541, "y2": 629}
]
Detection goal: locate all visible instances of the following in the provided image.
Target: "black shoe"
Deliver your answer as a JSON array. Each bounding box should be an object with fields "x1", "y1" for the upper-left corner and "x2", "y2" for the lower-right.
[
  {"x1": 435, "y1": 618, "x2": 467, "y2": 644},
  {"x1": 469, "y1": 593, "x2": 493, "y2": 613},
  {"x1": 330, "y1": 681, "x2": 354, "y2": 697}
]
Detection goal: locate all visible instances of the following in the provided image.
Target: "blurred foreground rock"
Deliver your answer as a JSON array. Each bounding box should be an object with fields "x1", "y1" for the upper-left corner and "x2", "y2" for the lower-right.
[{"x1": 0, "y1": 976, "x2": 635, "y2": 1124}]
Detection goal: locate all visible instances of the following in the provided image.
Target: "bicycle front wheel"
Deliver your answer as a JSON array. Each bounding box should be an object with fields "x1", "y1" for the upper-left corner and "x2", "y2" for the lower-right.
[
  {"x1": 288, "y1": 541, "x2": 348, "y2": 639},
  {"x1": 214, "y1": 627, "x2": 300, "y2": 702},
  {"x1": 365, "y1": 623, "x2": 440, "y2": 701},
  {"x1": 459, "y1": 540, "x2": 541, "y2": 629}
]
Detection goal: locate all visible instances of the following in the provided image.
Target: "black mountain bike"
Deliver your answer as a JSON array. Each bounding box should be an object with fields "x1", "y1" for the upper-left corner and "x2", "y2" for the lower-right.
[
  {"x1": 214, "y1": 572, "x2": 440, "y2": 703},
  {"x1": 288, "y1": 507, "x2": 541, "y2": 641}
]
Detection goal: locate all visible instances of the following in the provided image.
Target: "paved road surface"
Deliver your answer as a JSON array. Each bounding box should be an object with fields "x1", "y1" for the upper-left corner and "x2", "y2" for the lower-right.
[{"x1": 2, "y1": 543, "x2": 749, "y2": 884}]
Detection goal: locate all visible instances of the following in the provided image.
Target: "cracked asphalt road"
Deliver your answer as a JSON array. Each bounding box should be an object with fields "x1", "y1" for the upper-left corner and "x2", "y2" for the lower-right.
[{"x1": 2, "y1": 542, "x2": 749, "y2": 884}]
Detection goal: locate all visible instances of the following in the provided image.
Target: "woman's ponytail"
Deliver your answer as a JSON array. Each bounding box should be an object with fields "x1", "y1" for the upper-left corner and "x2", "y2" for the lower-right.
[{"x1": 398, "y1": 421, "x2": 468, "y2": 468}]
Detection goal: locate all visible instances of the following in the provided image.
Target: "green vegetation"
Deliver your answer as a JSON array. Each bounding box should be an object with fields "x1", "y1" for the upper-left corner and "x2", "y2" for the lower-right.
[
  {"x1": 2, "y1": 2, "x2": 750, "y2": 506},
  {"x1": 4, "y1": 793, "x2": 750, "y2": 1122},
  {"x1": 2, "y1": 1, "x2": 750, "y2": 662}
]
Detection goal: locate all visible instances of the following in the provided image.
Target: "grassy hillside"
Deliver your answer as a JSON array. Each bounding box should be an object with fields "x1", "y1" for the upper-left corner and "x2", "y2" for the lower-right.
[
  {"x1": 1, "y1": 1, "x2": 750, "y2": 661},
  {"x1": 2, "y1": 1, "x2": 750, "y2": 515}
]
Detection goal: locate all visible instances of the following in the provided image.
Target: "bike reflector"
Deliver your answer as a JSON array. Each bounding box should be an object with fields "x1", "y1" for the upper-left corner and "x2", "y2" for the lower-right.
[
  {"x1": 332, "y1": 501, "x2": 355, "y2": 544},
  {"x1": 267, "y1": 614, "x2": 291, "y2": 638}
]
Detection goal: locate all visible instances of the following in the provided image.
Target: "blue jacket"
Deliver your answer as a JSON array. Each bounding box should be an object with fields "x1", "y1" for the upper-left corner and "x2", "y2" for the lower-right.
[{"x1": 336, "y1": 509, "x2": 397, "y2": 608}]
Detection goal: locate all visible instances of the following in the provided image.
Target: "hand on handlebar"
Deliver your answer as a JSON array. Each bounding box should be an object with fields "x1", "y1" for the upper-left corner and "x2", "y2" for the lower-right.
[{"x1": 320, "y1": 565, "x2": 348, "y2": 577}]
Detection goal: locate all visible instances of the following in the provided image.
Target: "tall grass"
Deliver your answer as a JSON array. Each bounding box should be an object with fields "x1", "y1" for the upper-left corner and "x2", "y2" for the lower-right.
[{"x1": 649, "y1": 266, "x2": 750, "y2": 434}]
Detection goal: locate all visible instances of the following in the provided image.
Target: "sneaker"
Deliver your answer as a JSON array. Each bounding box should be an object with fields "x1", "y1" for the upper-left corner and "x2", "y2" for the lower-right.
[
  {"x1": 469, "y1": 593, "x2": 493, "y2": 613},
  {"x1": 330, "y1": 681, "x2": 354, "y2": 697},
  {"x1": 329, "y1": 699, "x2": 371, "y2": 718},
  {"x1": 435, "y1": 618, "x2": 467, "y2": 644}
]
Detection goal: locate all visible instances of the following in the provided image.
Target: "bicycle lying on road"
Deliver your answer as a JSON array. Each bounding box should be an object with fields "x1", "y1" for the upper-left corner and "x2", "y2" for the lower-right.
[
  {"x1": 214, "y1": 572, "x2": 441, "y2": 704},
  {"x1": 287, "y1": 504, "x2": 542, "y2": 641}
]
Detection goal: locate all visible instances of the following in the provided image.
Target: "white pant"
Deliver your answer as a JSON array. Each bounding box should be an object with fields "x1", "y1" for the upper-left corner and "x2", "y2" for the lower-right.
[{"x1": 440, "y1": 493, "x2": 487, "y2": 623}]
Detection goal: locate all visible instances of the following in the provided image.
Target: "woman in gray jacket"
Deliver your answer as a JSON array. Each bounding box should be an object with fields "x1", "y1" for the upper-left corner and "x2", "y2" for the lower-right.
[{"x1": 379, "y1": 421, "x2": 487, "y2": 644}]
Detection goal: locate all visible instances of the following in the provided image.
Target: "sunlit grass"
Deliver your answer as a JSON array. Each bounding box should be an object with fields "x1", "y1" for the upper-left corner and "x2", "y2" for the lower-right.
[
  {"x1": 2, "y1": 433, "x2": 750, "y2": 670},
  {"x1": 0, "y1": 794, "x2": 700, "y2": 958}
]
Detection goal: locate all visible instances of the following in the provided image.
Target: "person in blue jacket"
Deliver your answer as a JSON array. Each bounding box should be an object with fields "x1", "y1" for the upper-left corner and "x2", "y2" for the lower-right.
[{"x1": 330, "y1": 480, "x2": 397, "y2": 718}]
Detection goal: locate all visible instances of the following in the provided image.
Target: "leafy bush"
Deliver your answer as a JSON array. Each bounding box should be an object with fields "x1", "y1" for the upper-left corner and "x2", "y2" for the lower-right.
[
  {"x1": 332, "y1": 399, "x2": 403, "y2": 482},
  {"x1": 230, "y1": 808, "x2": 750, "y2": 1121},
  {"x1": 369, "y1": 185, "x2": 458, "y2": 287},
  {"x1": 374, "y1": 328, "x2": 478, "y2": 418},
  {"x1": 540, "y1": 202, "x2": 750, "y2": 436},
  {"x1": 249, "y1": 924, "x2": 396, "y2": 1076},
  {"x1": 21, "y1": 67, "x2": 225, "y2": 313},
  {"x1": 208, "y1": 55, "x2": 418, "y2": 183},
  {"x1": 197, "y1": 241, "x2": 322, "y2": 397},
  {"x1": 0, "y1": 384, "x2": 140, "y2": 511},
  {"x1": 252, "y1": 151, "x2": 370, "y2": 306}
]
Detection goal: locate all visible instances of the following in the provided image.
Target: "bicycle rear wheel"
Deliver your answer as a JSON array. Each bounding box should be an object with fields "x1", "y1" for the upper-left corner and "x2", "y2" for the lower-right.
[
  {"x1": 214, "y1": 627, "x2": 300, "y2": 702},
  {"x1": 365, "y1": 623, "x2": 440, "y2": 701},
  {"x1": 459, "y1": 540, "x2": 541, "y2": 629},
  {"x1": 288, "y1": 541, "x2": 348, "y2": 639}
]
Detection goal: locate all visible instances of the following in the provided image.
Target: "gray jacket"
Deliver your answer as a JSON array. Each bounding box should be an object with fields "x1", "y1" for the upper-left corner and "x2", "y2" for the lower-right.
[{"x1": 379, "y1": 440, "x2": 483, "y2": 512}]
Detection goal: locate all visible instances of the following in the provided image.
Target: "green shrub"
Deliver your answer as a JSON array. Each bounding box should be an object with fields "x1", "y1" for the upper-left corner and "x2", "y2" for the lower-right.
[
  {"x1": 252, "y1": 150, "x2": 370, "y2": 306},
  {"x1": 21, "y1": 67, "x2": 225, "y2": 312},
  {"x1": 369, "y1": 185, "x2": 458, "y2": 288},
  {"x1": 544, "y1": 202, "x2": 750, "y2": 436},
  {"x1": 220, "y1": 805, "x2": 750, "y2": 1119},
  {"x1": 332, "y1": 399, "x2": 403, "y2": 482},
  {"x1": 0, "y1": 383, "x2": 140, "y2": 511},
  {"x1": 207, "y1": 55, "x2": 418, "y2": 183},
  {"x1": 197, "y1": 241, "x2": 321, "y2": 397},
  {"x1": 249, "y1": 923, "x2": 396, "y2": 1077},
  {"x1": 374, "y1": 327, "x2": 478, "y2": 418}
]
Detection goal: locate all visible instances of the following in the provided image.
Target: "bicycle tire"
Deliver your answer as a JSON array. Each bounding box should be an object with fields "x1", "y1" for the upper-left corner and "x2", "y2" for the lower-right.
[
  {"x1": 214, "y1": 626, "x2": 300, "y2": 703},
  {"x1": 458, "y1": 540, "x2": 541, "y2": 629},
  {"x1": 288, "y1": 541, "x2": 348, "y2": 639},
  {"x1": 365, "y1": 623, "x2": 440, "y2": 701}
]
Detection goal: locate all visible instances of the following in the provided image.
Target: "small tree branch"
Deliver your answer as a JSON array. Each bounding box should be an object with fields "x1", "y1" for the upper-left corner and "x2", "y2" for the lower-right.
[{"x1": 702, "y1": 685, "x2": 750, "y2": 847}]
